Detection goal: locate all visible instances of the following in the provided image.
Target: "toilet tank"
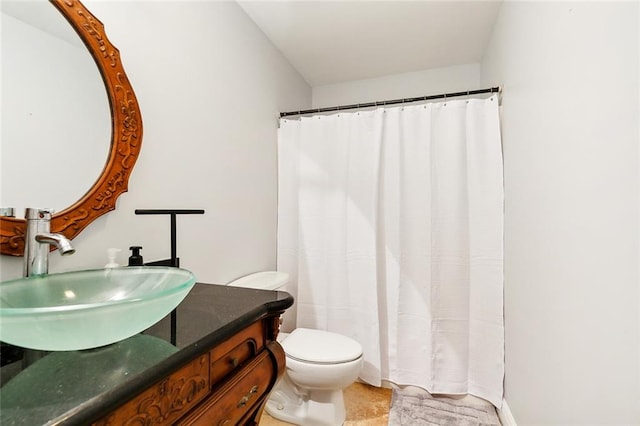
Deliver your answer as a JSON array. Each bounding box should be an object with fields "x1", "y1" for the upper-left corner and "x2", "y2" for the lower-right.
[{"x1": 227, "y1": 271, "x2": 289, "y2": 291}]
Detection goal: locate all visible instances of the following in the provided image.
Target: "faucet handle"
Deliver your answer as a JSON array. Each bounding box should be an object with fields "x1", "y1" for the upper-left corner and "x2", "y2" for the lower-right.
[{"x1": 25, "y1": 208, "x2": 55, "y2": 220}]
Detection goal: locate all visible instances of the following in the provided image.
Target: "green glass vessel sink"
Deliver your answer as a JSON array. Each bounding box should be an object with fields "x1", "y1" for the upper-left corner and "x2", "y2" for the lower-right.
[{"x1": 0, "y1": 266, "x2": 196, "y2": 351}]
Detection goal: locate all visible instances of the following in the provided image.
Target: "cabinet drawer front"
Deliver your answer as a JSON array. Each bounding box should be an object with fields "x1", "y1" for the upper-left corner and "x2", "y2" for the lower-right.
[
  {"x1": 93, "y1": 354, "x2": 210, "y2": 426},
  {"x1": 184, "y1": 350, "x2": 275, "y2": 426},
  {"x1": 210, "y1": 321, "x2": 264, "y2": 383}
]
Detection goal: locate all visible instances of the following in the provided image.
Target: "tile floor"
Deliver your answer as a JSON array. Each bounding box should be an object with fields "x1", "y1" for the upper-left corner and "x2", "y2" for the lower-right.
[{"x1": 259, "y1": 382, "x2": 392, "y2": 426}]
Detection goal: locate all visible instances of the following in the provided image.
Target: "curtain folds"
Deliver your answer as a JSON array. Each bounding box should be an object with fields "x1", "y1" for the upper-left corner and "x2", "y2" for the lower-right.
[{"x1": 277, "y1": 95, "x2": 504, "y2": 407}]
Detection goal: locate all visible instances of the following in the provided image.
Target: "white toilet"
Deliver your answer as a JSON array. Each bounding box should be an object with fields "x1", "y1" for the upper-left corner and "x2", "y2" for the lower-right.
[{"x1": 227, "y1": 271, "x2": 363, "y2": 426}]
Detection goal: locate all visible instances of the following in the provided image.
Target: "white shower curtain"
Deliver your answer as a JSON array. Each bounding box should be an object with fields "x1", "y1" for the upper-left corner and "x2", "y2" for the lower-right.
[{"x1": 277, "y1": 95, "x2": 504, "y2": 407}]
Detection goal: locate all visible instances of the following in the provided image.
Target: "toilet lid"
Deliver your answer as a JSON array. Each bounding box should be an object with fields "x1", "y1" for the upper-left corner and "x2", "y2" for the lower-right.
[{"x1": 282, "y1": 328, "x2": 363, "y2": 364}]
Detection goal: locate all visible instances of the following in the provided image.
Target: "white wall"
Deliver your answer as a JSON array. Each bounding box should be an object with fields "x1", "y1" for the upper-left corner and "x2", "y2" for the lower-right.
[
  {"x1": 481, "y1": 2, "x2": 639, "y2": 424},
  {"x1": 0, "y1": 1, "x2": 311, "y2": 284},
  {"x1": 312, "y1": 63, "x2": 480, "y2": 108}
]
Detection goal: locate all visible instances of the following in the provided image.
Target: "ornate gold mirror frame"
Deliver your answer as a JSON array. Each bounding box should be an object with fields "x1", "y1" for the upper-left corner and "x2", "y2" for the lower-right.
[{"x1": 0, "y1": 0, "x2": 142, "y2": 256}]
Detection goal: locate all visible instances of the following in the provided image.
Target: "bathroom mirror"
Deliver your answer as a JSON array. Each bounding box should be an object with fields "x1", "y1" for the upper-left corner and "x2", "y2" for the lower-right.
[
  {"x1": 1, "y1": 0, "x2": 110, "y2": 217},
  {"x1": 0, "y1": 0, "x2": 143, "y2": 256}
]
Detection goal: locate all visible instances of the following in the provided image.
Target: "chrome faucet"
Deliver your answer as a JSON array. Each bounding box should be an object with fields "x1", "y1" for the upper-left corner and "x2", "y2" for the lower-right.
[{"x1": 24, "y1": 208, "x2": 75, "y2": 277}]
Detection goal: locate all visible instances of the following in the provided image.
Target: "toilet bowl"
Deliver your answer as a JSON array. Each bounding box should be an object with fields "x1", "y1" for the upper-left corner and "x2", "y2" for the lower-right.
[{"x1": 227, "y1": 272, "x2": 363, "y2": 426}]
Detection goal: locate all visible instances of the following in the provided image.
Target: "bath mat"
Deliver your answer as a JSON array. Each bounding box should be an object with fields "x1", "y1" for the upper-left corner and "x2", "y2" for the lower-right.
[{"x1": 388, "y1": 387, "x2": 501, "y2": 426}]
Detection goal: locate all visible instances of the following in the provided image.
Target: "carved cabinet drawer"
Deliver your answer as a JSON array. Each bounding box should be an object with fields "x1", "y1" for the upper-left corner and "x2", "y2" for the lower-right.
[
  {"x1": 179, "y1": 349, "x2": 275, "y2": 426},
  {"x1": 210, "y1": 320, "x2": 264, "y2": 384},
  {"x1": 93, "y1": 353, "x2": 210, "y2": 426}
]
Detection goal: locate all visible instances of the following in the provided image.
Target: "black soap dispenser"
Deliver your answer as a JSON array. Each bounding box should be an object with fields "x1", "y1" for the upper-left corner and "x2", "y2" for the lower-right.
[{"x1": 128, "y1": 246, "x2": 144, "y2": 266}]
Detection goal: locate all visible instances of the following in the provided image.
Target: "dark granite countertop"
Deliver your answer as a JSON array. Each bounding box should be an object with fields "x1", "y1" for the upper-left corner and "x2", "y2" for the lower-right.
[{"x1": 0, "y1": 283, "x2": 293, "y2": 426}]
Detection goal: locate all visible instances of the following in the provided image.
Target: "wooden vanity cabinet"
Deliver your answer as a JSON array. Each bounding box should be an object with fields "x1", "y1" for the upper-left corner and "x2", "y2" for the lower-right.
[{"x1": 93, "y1": 317, "x2": 285, "y2": 426}]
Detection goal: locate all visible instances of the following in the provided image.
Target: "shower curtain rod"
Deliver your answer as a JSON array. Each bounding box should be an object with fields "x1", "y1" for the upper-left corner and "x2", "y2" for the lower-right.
[{"x1": 280, "y1": 86, "x2": 501, "y2": 118}]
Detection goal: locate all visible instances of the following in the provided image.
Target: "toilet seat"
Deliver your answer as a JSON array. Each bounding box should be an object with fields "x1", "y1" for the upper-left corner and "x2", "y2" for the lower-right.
[{"x1": 282, "y1": 328, "x2": 362, "y2": 364}]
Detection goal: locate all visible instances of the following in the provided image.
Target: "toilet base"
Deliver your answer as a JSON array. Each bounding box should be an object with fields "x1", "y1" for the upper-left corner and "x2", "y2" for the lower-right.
[{"x1": 265, "y1": 374, "x2": 347, "y2": 426}]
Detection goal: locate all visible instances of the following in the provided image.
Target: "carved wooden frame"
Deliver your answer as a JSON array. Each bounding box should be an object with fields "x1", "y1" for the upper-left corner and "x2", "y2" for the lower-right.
[{"x1": 0, "y1": 0, "x2": 143, "y2": 256}]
